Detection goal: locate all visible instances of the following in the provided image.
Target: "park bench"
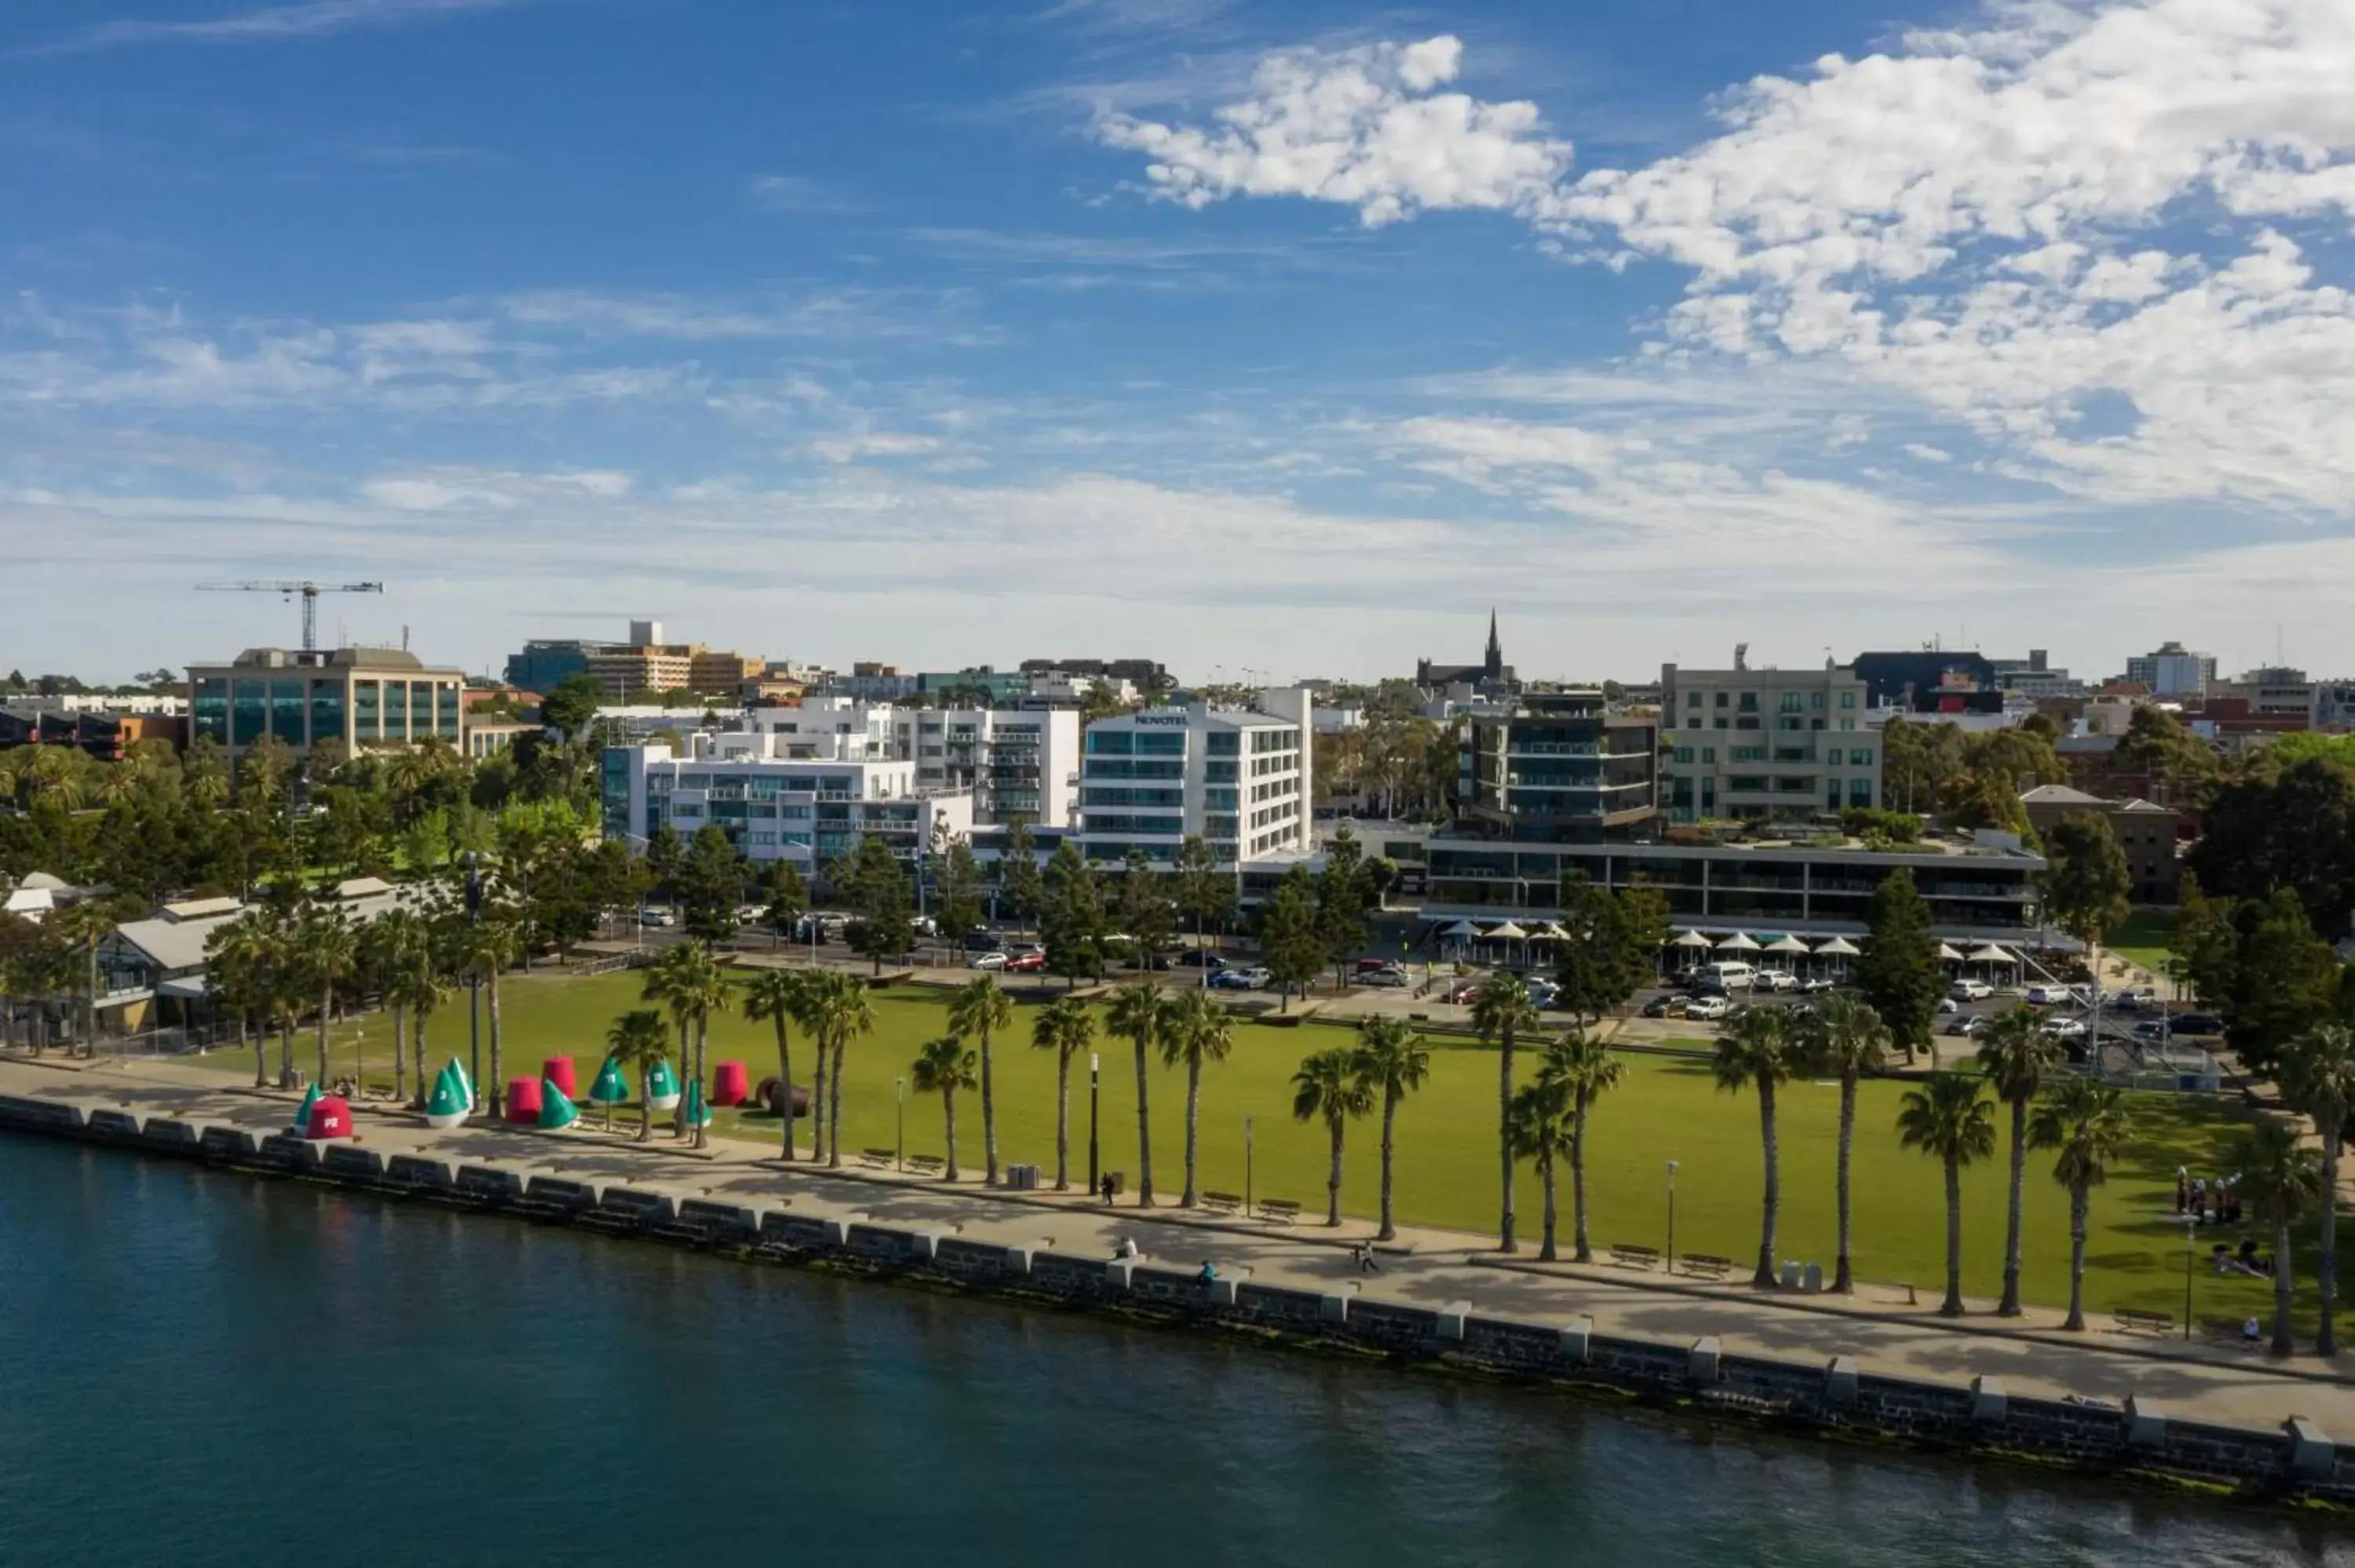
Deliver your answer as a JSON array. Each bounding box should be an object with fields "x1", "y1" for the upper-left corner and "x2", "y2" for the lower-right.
[
  {"x1": 1678, "y1": 1253, "x2": 1732, "y2": 1280},
  {"x1": 1197, "y1": 1191, "x2": 1243, "y2": 1215},
  {"x1": 859, "y1": 1147, "x2": 895, "y2": 1169},
  {"x1": 1610, "y1": 1243, "x2": 1662, "y2": 1271},
  {"x1": 2112, "y1": 1308, "x2": 2173, "y2": 1336},
  {"x1": 906, "y1": 1154, "x2": 947, "y2": 1177},
  {"x1": 1257, "y1": 1198, "x2": 1302, "y2": 1226}
]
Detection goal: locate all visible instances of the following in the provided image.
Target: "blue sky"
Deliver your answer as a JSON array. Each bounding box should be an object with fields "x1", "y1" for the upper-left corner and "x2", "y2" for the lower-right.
[{"x1": 5, "y1": 0, "x2": 2353, "y2": 684}]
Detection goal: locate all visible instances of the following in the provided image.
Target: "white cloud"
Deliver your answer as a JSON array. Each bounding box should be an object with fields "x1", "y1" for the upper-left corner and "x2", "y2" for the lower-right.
[
  {"x1": 806, "y1": 432, "x2": 944, "y2": 464},
  {"x1": 747, "y1": 174, "x2": 860, "y2": 213},
  {"x1": 1097, "y1": 8, "x2": 2355, "y2": 514},
  {"x1": 361, "y1": 466, "x2": 633, "y2": 511},
  {"x1": 31, "y1": 0, "x2": 519, "y2": 53},
  {"x1": 1098, "y1": 35, "x2": 1573, "y2": 228},
  {"x1": 1904, "y1": 443, "x2": 1954, "y2": 463}
]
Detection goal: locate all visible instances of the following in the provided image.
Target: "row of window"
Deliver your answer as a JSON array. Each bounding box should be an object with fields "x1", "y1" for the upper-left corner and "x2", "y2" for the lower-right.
[
  {"x1": 1671, "y1": 746, "x2": 1875, "y2": 767},
  {"x1": 1685, "y1": 687, "x2": 1860, "y2": 710}
]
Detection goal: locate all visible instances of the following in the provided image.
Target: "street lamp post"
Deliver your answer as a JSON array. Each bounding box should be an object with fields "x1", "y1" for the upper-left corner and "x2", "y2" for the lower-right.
[
  {"x1": 1244, "y1": 1114, "x2": 1255, "y2": 1219},
  {"x1": 464, "y1": 851, "x2": 484, "y2": 1112},
  {"x1": 1665, "y1": 1159, "x2": 1680, "y2": 1274},
  {"x1": 2183, "y1": 1213, "x2": 2198, "y2": 1342},
  {"x1": 1087, "y1": 1052, "x2": 1101, "y2": 1196},
  {"x1": 895, "y1": 1075, "x2": 906, "y2": 1172}
]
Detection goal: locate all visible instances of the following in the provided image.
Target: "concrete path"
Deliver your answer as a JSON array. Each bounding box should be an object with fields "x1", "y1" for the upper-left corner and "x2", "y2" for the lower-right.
[{"x1": 6, "y1": 1048, "x2": 2350, "y2": 1437}]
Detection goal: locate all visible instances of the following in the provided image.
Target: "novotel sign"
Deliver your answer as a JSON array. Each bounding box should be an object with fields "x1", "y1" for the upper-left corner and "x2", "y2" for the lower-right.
[{"x1": 1131, "y1": 713, "x2": 1192, "y2": 727}]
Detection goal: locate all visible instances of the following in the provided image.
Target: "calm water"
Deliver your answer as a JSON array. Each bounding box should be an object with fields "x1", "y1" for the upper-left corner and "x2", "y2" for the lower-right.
[{"x1": 1, "y1": 1139, "x2": 2348, "y2": 1567}]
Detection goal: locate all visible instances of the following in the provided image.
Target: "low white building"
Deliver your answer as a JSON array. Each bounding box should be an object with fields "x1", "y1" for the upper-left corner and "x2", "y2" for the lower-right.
[
  {"x1": 1075, "y1": 687, "x2": 1313, "y2": 869},
  {"x1": 601, "y1": 731, "x2": 973, "y2": 877},
  {"x1": 745, "y1": 699, "x2": 1079, "y2": 826}
]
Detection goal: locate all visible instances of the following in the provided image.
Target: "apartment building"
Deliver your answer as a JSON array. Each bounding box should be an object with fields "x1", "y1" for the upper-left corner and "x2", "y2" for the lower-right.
[
  {"x1": 890, "y1": 707, "x2": 1079, "y2": 827},
  {"x1": 1459, "y1": 691, "x2": 1659, "y2": 843},
  {"x1": 188, "y1": 647, "x2": 466, "y2": 759},
  {"x1": 601, "y1": 731, "x2": 973, "y2": 877},
  {"x1": 2123, "y1": 641, "x2": 2215, "y2": 698},
  {"x1": 1075, "y1": 688, "x2": 1313, "y2": 868},
  {"x1": 2019, "y1": 784, "x2": 2182, "y2": 903},
  {"x1": 1658, "y1": 660, "x2": 1880, "y2": 823}
]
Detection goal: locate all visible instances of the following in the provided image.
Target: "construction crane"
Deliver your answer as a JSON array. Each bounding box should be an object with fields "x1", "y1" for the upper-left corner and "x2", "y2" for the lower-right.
[{"x1": 197, "y1": 580, "x2": 385, "y2": 651}]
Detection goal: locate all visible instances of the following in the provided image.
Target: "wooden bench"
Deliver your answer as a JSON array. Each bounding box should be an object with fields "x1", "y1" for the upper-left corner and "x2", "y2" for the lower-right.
[
  {"x1": 859, "y1": 1147, "x2": 895, "y2": 1169},
  {"x1": 906, "y1": 1154, "x2": 946, "y2": 1177},
  {"x1": 2112, "y1": 1308, "x2": 2173, "y2": 1336},
  {"x1": 1678, "y1": 1253, "x2": 1732, "y2": 1280},
  {"x1": 1610, "y1": 1243, "x2": 1662, "y2": 1271},
  {"x1": 1197, "y1": 1191, "x2": 1243, "y2": 1215},
  {"x1": 1257, "y1": 1198, "x2": 1302, "y2": 1226}
]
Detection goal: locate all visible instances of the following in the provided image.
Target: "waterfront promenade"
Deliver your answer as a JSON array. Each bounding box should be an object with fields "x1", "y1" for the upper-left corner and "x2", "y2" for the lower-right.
[{"x1": 3, "y1": 1049, "x2": 2349, "y2": 1438}]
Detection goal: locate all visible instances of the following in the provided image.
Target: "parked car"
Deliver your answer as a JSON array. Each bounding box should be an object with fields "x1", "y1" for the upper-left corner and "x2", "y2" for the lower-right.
[
  {"x1": 961, "y1": 928, "x2": 1002, "y2": 953},
  {"x1": 1944, "y1": 1014, "x2": 1988, "y2": 1037},
  {"x1": 1642, "y1": 994, "x2": 1687, "y2": 1019},
  {"x1": 1175, "y1": 950, "x2": 1229, "y2": 970},
  {"x1": 969, "y1": 950, "x2": 1009, "y2": 971},
  {"x1": 2131, "y1": 1019, "x2": 2170, "y2": 1041},
  {"x1": 1004, "y1": 949, "x2": 1046, "y2": 973},
  {"x1": 2111, "y1": 986, "x2": 2159, "y2": 1011},
  {"x1": 1524, "y1": 977, "x2": 1560, "y2": 1007},
  {"x1": 2025, "y1": 984, "x2": 2073, "y2": 1006},
  {"x1": 1229, "y1": 965, "x2": 1274, "y2": 990},
  {"x1": 2171, "y1": 1012, "x2": 2225, "y2": 1037},
  {"x1": 1936, "y1": 996, "x2": 1960, "y2": 1014},
  {"x1": 1798, "y1": 976, "x2": 1838, "y2": 994},
  {"x1": 2038, "y1": 1016, "x2": 2089, "y2": 1040},
  {"x1": 1359, "y1": 964, "x2": 1411, "y2": 988},
  {"x1": 1444, "y1": 979, "x2": 1486, "y2": 1005},
  {"x1": 1949, "y1": 979, "x2": 1994, "y2": 1002},
  {"x1": 1683, "y1": 995, "x2": 1731, "y2": 1022}
]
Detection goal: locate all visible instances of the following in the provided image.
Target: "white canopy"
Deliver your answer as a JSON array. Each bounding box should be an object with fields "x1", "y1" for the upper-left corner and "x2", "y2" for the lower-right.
[
  {"x1": 1764, "y1": 935, "x2": 1811, "y2": 954},
  {"x1": 1485, "y1": 921, "x2": 1529, "y2": 940},
  {"x1": 1670, "y1": 930, "x2": 1714, "y2": 949},
  {"x1": 1437, "y1": 920, "x2": 1481, "y2": 939},
  {"x1": 1937, "y1": 943, "x2": 1965, "y2": 962},
  {"x1": 1717, "y1": 932, "x2": 1762, "y2": 952},
  {"x1": 1967, "y1": 944, "x2": 2015, "y2": 964},
  {"x1": 1813, "y1": 936, "x2": 1861, "y2": 957},
  {"x1": 1529, "y1": 921, "x2": 1572, "y2": 942}
]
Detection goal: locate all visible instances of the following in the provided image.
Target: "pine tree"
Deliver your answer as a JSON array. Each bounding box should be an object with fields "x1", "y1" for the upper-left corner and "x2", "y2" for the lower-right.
[{"x1": 1857, "y1": 868, "x2": 1941, "y2": 1064}]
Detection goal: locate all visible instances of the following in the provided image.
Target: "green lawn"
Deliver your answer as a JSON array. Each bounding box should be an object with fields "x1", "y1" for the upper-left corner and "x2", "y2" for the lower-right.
[
  {"x1": 206, "y1": 967, "x2": 2297, "y2": 1322},
  {"x1": 2105, "y1": 910, "x2": 2178, "y2": 977}
]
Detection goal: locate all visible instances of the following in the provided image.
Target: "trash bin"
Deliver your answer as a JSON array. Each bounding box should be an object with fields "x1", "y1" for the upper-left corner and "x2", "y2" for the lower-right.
[{"x1": 1779, "y1": 1259, "x2": 1803, "y2": 1290}]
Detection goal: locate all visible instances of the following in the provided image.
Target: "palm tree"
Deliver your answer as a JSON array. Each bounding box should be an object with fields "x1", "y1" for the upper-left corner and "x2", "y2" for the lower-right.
[
  {"x1": 1106, "y1": 983, "x2": 1173, "y2": 1206},
  {"x1": 1160, "y1": 989, "x2": 1233, "y2": 1208},
  {"x1": 673, "y1": 943, "x2": 732, "y2": 1149},
  {"x1": 1470, "y1": 974, "x2": 1543, "y2": 1253},
  {"x1": 910, "y1": 1035, "x2": 979, "y2": 1180},
  {"x1": 1897, "y1": 1072, "x2": 1997, "y2": 1317},
  {"x1": 1506, "y1": 1078, "x2": 1578, "y2": 1261},
  {"x1": 1031, "y1": 996, "x2": 1094, "y2": 1190},
  {"x1": 743, "y1": 968, "x2": 811, "y2": 1161},
  {"x1": 358, "y1": 910, "x2": 425, "y2": 1102},
  {"x1": 45, "y1": 901, "x2": 114, "y2": 1059},
  {"x1": 1802, "y1": 994, "x2": 1889, "y2": 1293},
  {"x1": 640, "y1": 946, "x2": 696, "y2": 1117},
  {"x1": 1977, "y1": 1004, "x2": 2068, "y2": 1318},
  {"x1": 2234, "y1": 1118, "x2": 2326, "y2": 1357},
  {"x1": 604, "y1": 1009, "x2": 670, "y2": 1143},
  {"x1": 810, "y1": 972, "x2": 874, "y2": 1168},
  {"x1": 1535, "y1": 1032, "x2": 1624, "y2": 1264},
  {"x1": 1291, "y1": 1045, "x2": 1372, "y2": 1227},
  {"x1": 1713, "y1": 1005, "x2": 1799, "y2": 1288},
  {"x1": 296, "y1": 904, "x2": 357, "y2": 1091},
  {"x1": 1351, "y1": 1017, "x2": 1430, "y2": 1243},
  {"x1": 396, "y1": 937, "x2": 450, "y2": 1110},
  {"x1": 205, "y1": 914, "x2": 272, "y2": 1084},
  {"x1": 459, "y1": 916, "x2": 523, "y2": 1118},
  {"x1": 947, "y1": 975, "x2": 1014, "y2": 1187},
  {"x1": 2280, "y1": 1024, "x2": 2355, "y2": 1355},
  {"x1": 2028, "y1": 1075, "x2": 2134, "y2": 1332}
]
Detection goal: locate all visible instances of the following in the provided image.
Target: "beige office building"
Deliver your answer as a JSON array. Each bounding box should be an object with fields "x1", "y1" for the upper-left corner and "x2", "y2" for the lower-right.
[
  {"x1": 1659, "y1": 659, "x2": 1882, "y2": 823},
  {"x1": 189, "y1": 647, "x2": 466, "y2": 757}
]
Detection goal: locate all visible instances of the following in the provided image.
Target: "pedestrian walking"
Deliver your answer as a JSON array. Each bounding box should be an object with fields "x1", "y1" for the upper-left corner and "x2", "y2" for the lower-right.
[{"x1": 1100, "y1": 1172, "x2": 1116, "y2": 1206}]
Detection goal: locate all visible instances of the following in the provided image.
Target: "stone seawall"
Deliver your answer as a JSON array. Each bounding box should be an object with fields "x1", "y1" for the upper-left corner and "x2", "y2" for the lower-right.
[{"x1": 1, "y1": 1091, "x2": 2341, "y2": 1507}]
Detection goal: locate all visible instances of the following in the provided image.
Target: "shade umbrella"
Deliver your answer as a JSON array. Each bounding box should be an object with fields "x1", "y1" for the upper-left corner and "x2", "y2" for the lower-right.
[
  {"x1": 1486, "y1": 921, "x2": 1528, "y2": 940},
  {"x1": 1966, "y1": 944, "x2": 2013, "y2": 965},
  {"x1": 1716, "y1": 932, "x2": 1761, "y2": 952},
  {"x1": 1764, "y1": 933, "x2": 1810, "y2": 972},
  {"x1": 1813, "y1": 936, "x2": 1860, "y2": 957},
  {"x1": 1437, "y1": 920, "x2": 1481, "y2": 939},
  {"x1": 1937, "y1": 943, "x2": 1965, "y2": 963},
  {"x1": 1530, "y1": 921, "x2": 1572, "y2": 943},
  {"x1": 1670, "y1": 930, "x2": 1713, "y2": 949}
]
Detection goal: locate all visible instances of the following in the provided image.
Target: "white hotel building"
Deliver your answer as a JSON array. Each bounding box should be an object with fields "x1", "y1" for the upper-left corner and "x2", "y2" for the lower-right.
[
  {"x1": 1075, "y1": 689, "x2": 1313, "y2": 868},
  {"x1": 744, "y1": 699, "x2": 1080, "y2": 828},
  {"x1": 601, "y1": 729, "x2": 973, "y2": 877}
]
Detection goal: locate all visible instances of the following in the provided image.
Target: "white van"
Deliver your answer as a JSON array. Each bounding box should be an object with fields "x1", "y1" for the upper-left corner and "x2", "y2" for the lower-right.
[{"x1": 1695, "y1": 961, "x2": 1757, "y2": 994}]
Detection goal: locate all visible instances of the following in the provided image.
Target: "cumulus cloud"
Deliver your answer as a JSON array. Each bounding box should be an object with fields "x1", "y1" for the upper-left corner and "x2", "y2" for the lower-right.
[
  {"x1": 1099, "y1": 35, "x2": 1573, "y2": 228},
  {"x1": 1097, "y1": 5, "x2": 2355, "y2": 514},
  {"x1": 805, "y1": 432, "x2": 944, "y2": 464}
]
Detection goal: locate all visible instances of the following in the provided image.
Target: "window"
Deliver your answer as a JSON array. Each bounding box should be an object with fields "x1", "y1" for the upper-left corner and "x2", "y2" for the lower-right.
[
  {"x1": 1849, "y1": 778, "x2": 1874, "y2": 806},
  {"x1": 1827, "y1": 778, "x2": 1843, "y2": 810},
  {"x1": 438, "y1": 684, "x2": 460, "y2": 738},
  {"x1": 1849, "y1": 748, "x2": 1873, "y2": 766},
  {"x1": 380, "y1": 681, "x2": 407, "y2": 739},
  {"x1": 1810, "y1": 691, "x2": 1825, "y2": 710},
  {"x1": 1673, "y1": 746, "x2": 1693, "y2": 764},
  {"x1": 308, "y1": 680, "x2": 345, "y2": 747},
  {"x1": 1714, "y1": 691, "x2": 1729, "y2": 709},
  {"x1": 194, "y1": 677, "x2": 229, "y2": 742},
  {"x1": 1087, "y1": 731, "x2": 1135, "y2": 756},
  {"x1": 1686, "y1": 691, "x2": 1702, "y2": 708},
  {"x1": 1780, "y1": 693, "x2": 1804, "y2": 713},
  {"x1": 232, "y1": 679, "x2": 266, "y2": 746},
  {"x1": 1840, "y1": 691, "x2": 1857, "y2": 709},
  {"x1": 1700, "y1": 747, "x2": 1716, "y2": 764},
  {"x1": 1207, "y1": 731, "x2": 1239, "y2": 755},
  {"x1": 410, "y1": 681, "x2": 433, "y2": 739},
  {"x1": 1713, "y1": 717, "x2": 1729, "y2": 730}
]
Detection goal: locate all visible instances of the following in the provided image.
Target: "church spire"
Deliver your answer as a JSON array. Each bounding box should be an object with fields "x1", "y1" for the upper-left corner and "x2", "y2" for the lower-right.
[{"x1": 1484, "y1": 608, "x2": 1502, "y2": 676}]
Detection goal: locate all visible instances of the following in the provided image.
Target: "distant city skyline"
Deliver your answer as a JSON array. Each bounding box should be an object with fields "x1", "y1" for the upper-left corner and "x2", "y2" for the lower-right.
[{"x1": 4, "y1": 0, "x2": 2350, "y2": 680}]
